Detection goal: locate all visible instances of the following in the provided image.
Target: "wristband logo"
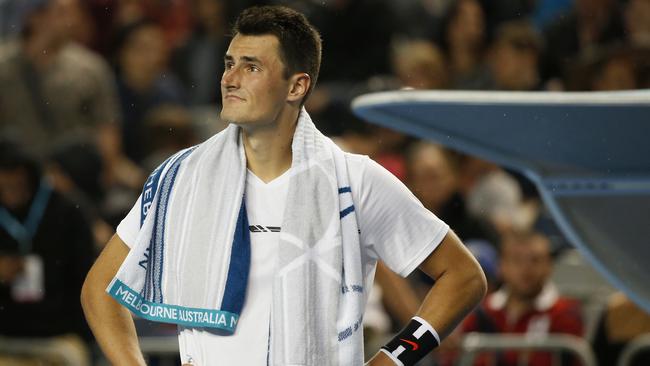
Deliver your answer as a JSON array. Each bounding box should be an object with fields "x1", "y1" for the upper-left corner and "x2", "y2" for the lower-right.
[{"x1": 399, "y1": 338, "x2": 419, "y2": 351}]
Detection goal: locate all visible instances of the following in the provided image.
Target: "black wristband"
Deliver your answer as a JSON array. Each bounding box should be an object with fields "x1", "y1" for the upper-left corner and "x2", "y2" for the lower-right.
[{"x1": 380, "y1": 316, "x2": 440, "y2": 366}]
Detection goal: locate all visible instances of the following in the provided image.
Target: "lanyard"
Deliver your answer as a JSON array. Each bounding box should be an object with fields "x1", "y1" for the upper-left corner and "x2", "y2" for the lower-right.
[{"x1": 0, "y1": 180, "x2": 51, "y2": 254}]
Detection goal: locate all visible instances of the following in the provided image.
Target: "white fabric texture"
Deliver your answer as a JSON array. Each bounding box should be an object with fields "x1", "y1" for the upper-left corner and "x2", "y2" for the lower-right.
[
  {"x1": 178, "y1": 169, "x2": 289, "y2": 365},
  {"x1": 117, "y1": 153, "x2": 450, "y2": 365},
  {"x1": 111, "y1": 108, "x2": 366, "y2": 365}
]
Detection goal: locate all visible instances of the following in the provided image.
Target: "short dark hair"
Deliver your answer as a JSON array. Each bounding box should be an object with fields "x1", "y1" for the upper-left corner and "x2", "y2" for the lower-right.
[
  {"x1": 232, "y1": 6, "x2": 322, "y2": 103},
  {"x1": 0, "y1": 139, "x2": 42, "y2": 194}
]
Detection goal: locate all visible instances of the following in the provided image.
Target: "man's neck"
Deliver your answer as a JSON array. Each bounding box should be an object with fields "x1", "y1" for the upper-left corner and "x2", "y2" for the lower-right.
[{"x1": 242, "y1": 107, "x2": 299, "y2": 183}]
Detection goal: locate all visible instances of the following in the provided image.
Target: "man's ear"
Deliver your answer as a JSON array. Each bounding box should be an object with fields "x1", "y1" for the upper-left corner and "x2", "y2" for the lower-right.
[{"x1": 287, "y1": 73, "x2": 311, "y2": 103}]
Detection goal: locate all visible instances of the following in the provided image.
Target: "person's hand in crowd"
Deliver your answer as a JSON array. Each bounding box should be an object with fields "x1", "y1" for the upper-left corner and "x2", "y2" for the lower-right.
[{"x1": 0, "y1": 255, "x2": 25, "y2": 285}]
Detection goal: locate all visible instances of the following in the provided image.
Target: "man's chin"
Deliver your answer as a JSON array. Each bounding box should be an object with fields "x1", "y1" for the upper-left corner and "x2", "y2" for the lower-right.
[{"x1": 219, "y1": 110, "x2": 238, "y2": 123}]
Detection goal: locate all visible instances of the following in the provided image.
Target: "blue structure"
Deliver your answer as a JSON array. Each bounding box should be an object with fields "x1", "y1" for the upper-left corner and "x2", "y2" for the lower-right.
[{"x1": 352, "y1": 90, "x2": 650, "y2": 312}]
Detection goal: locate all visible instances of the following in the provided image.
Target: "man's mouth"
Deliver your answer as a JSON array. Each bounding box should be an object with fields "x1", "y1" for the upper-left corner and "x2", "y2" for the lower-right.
[{"x1": 225, "y1": 94, "x2": 245, "y2": 101}]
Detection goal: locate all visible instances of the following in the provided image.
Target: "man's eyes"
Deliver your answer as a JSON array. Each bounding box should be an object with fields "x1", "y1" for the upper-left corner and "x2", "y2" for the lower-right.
[{"x1": 224, "y1": 62, "x2": 260, "y2": 72}]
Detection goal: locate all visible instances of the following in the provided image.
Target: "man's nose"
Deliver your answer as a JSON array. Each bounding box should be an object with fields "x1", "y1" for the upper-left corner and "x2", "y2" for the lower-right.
[{"x1": 221, "y1": 67, "x2": 240, "y2": 89}]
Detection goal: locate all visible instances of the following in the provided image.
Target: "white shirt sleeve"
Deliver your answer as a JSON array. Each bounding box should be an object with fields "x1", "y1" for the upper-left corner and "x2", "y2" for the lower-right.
[
  {"x1": 349, "y1": 155, "x2": 449, "y2": 277},
  {"x1": 115, "y1": 194, "x2": 142, "y2": 248}
]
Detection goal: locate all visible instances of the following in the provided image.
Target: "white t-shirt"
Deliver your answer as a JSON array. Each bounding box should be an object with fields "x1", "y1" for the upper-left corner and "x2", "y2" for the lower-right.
[{"x1": 116, "y1": 153, "x2": 449, "y2": 365}]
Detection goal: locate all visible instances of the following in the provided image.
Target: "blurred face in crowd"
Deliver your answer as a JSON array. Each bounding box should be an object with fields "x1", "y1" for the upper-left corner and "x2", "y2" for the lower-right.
[
  {"x1": 393, "y1": 41, "x2": 448, "y2": 90},
  {"x1": 407, "y1": 143, "x2": 457, "y2": 213},
  {"x1": 194, "y1": 0, "x2": 226, "y2": 33},
  {"x1": 624, "y1": 0, "x2": 650, "y2": 46},
  {"x1": 120, "y1": 24, "x2": 169, "y2": 90},
  {"x1": 576, "y1": 0, "x2": 613, "y2": 21},
  {"x1": 592, "y1": 56, "x2": 637, "y2": 91},
  {"x1": 221, "y1": 34, "x2": 294, "y2": 127},
  {"x1": 500, "y1": 234, "x2": 552, "y2": 301},
  {"x1": 0, "y1": 168, "x2": 32, "y2": 212},
  {"x1": 448, "y1": 0, "x2": 485, "y2": 49},
  {"x1": 490, "y1": 40, "x2": 540, "y2": 91},
  {"x1": 24, "y1": 0, "x2": 70, "y2": 46},
  {"x1": 56, "y1": 0, "x2": 94, "y2": 46}
]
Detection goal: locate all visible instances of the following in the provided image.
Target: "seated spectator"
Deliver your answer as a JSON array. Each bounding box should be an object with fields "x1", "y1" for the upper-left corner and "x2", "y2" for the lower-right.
[
  {"x1": 462, "y1": 230, "x2": 583, "y2": 366},
  {"x1": 406, "y1": 141, "x2": 499, "y2": 245},
  {"x1": 476, "y1": 20, "x2": 544, "y2": 91},
  {"x1": 0, "y1": 141, "x2": 95, "y2": 364},
  {"x1": 46, "y1": 140, "x2": 114, "y2": 250},
  {"x1": 624, "y1": 0, "x2": 650, "y2": 48},
  {"x1": 113, "y1": 19, "x2": 186, "y2": 164},
  {"x1": 0, "y1": 0, "x2": 120, "y2": 158},
  {"x1": 590, "y1": 49, "x2": 639, "y2": 91},
  {"x1": 467, "y1": 169, "x2": 538, "y2": 235},
  {"x1": 0, "y1": 0, "x2": 144, "y2": 205},
  {"x1": 542, "y1": 0, "x2": 624, "y2": 82},
  {"x1": 172, "y1": 0, "x2": 228, "y2": 106},
  {"x1": 141, "y1": 104, "x2": 200, "y2": 172},
  {"x1": 439, "y1": 0, "x2": 488, "y2": 89},
  {"x1": 593, "y1": 291, "x2": 650, "y2": 366},
  {"x1": 391, "y1": 39, "x2": 449, "y2": 90},
  {"x1": 564, "y1": 45, "x2": 649, "y2": 91}
]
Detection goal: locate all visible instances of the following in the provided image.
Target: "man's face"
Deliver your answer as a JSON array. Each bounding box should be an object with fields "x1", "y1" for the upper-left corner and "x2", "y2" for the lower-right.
[
  {"x1": 500, "y1": 237, "x2": 552, "y2": 300},
  {"x1": 220, "y1": 34, "x2": 291, "y2": 126}
]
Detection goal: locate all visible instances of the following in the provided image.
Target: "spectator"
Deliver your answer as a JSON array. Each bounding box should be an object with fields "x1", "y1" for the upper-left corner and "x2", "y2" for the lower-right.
[
  {"x1": 406, "y1": 141, "x2": 499, "y2": 244},
  {"x1": 439, "y1": 0, "x2": 488, "y2": 89},
  {"x1": 462, "y1": 231, "x2": 583, "y2": 366},
  {"x1": 591, "y1": 49, "x2": 639, "y2": 91},
  {"x1": 542, "y1": 0, "x2": 624, "y2": 82},
  {"x1": 140, "y1": 104, "x2": 200, "y2": 171},
  {"x1": 113, "y1": 19, "x2": 186, "y2": 164},
  {"x1": 0, "y1": 0, "x2": 120, "y2": 158},
  {"x1": 391, "y1": 39, "x2": 449, "y2": 90},
  {"x1": 564, "y1": 46, "x2": 647, "y2": 91},
  {"x1": 467, "y1": 169, "x2": 538, "y2": 235},
  {"x1": 593, "y1": 292, "x2": 650, "y2": 366},
  {"x1": 624, "y1": 0, "x2": 650, "y2": 49},
  {"x1": 0, "y1": 0, "x2": 144, "y2": 203},
  {"x1": 0, "y1": 141, "x2": 95, "y2": 364},
  {"x1": 46, "y1": 141, "x2": 115, "y2": 250},
  {"x1": 172, "y1": 0, "x2": 229, "y2": 106},
  {"x1": 476, "y1": 20, "x2": 544, "y2": 91}
]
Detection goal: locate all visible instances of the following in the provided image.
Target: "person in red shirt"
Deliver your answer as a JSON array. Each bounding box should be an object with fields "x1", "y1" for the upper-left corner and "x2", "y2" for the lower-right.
[{"x1": 462, "y1": 230, "x2": 583, "y2": 366}]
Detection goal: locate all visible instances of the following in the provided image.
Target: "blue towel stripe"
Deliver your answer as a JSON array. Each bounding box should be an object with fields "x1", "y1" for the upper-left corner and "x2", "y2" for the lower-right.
[
  {"x1": 140, "y1": 153, "x2": 179, "y2": 228},
  {"x1": 220, "y1": 199, "x2": 251, "y2": 315},
  {"x1": 338, "y1": 186, "x2": 351, "y2": 194},
  {"x1": 340, "y1": 205, "x2": 355, "y2": 219},
  {"x1": 144, "y1": 148, "x2": 195, "y2": 302}
]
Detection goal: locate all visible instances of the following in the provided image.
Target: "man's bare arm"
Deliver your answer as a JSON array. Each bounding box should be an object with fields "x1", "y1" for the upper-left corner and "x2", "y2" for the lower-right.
[
  {"x1": 368, "y1": 230, "x2": 487, "y2": 365},
  {"x1": 81, "y1": 234, "x2": 146, "y2": 365}
]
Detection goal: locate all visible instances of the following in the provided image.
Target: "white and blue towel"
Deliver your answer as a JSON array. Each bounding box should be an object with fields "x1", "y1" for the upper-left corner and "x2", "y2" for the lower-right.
[{"x1": 107, "y1": 108, "x2": 366, "y2": 365}]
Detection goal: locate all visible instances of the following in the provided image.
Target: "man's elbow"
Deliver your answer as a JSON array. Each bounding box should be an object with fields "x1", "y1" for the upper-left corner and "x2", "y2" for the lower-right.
[
  {"x1": 467, "y1": 261, "x2": 488, "y2": 305},
  {"x1": 80, "y1": 266, "x2": 107, "y2": 319},
  {"x1": 80, "y1": 272, "x2": 96, "y2": 315}
]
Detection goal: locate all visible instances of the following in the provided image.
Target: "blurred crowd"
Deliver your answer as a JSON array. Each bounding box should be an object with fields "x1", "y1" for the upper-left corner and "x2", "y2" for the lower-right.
[{"x1": 1, "y1": 0, "x2": 650, "y2": 365}]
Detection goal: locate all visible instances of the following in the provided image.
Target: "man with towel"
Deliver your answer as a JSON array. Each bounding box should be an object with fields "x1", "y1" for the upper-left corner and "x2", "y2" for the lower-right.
[{"x1": 81, "y1": 5, "x2": 487, "y2": 366}]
